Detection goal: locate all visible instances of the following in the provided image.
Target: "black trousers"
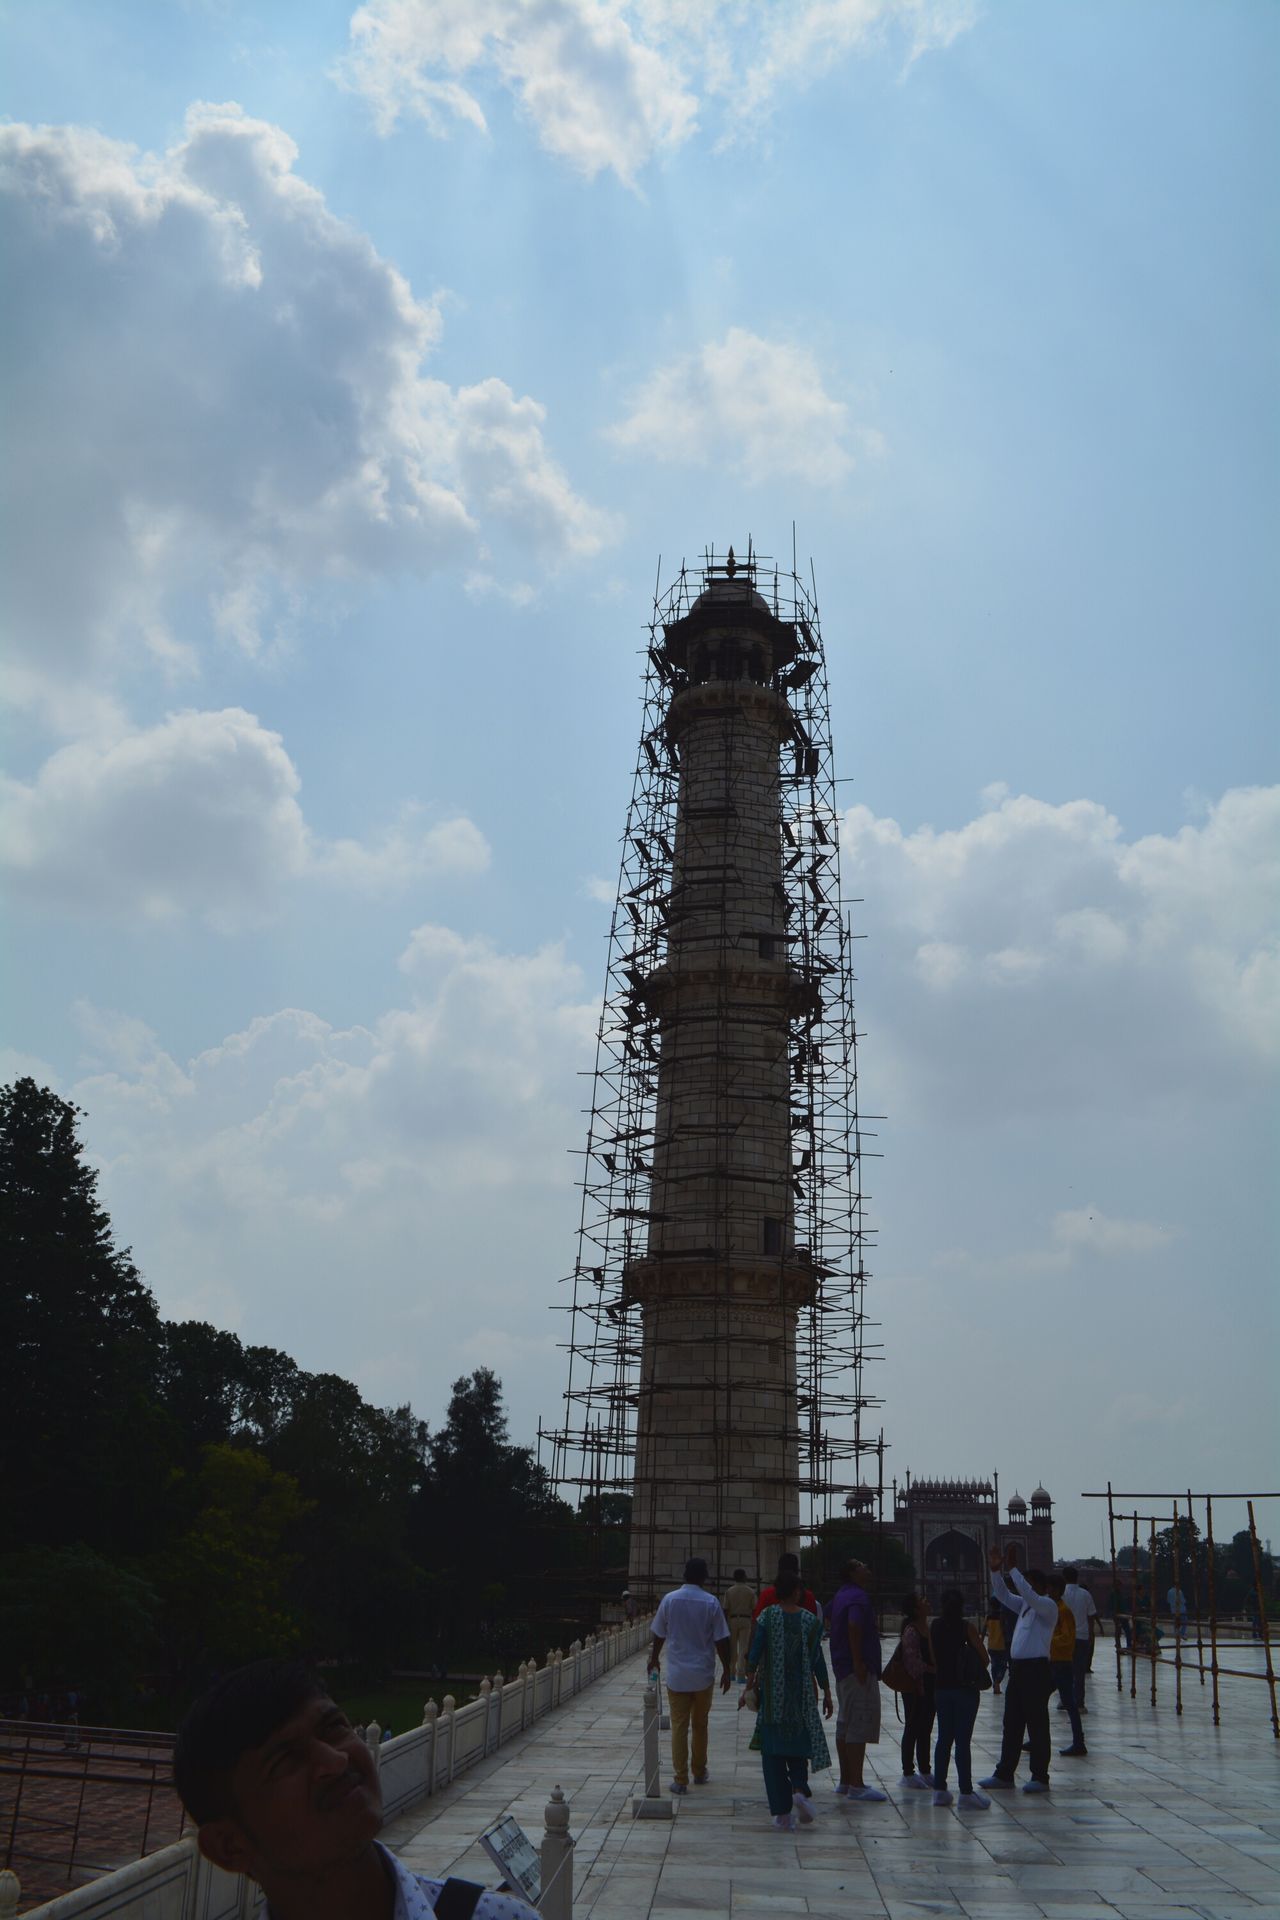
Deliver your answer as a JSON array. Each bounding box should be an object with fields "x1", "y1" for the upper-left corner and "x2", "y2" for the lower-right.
[
  {"x1": 996, "y1": 1656, "x2": 1053, "y2": 1783},
  {"x1": 901, "y1": 1689, "x2": 935, "y2": 1777}
]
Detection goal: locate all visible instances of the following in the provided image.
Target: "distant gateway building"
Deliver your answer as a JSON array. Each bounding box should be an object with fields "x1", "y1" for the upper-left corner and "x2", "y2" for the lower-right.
[{"x1": 847, "y1": 1479, "x2": 1055, "y2": 1612}]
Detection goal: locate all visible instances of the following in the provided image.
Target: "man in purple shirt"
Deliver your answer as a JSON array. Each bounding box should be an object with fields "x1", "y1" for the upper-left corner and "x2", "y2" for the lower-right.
[{"x1": 827, "y1": 1558, "x2": 888, "y2": 1802}]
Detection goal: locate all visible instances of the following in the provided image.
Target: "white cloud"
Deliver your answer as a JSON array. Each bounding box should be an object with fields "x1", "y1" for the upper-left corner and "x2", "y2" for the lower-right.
[
  {"x1": 62, "y1": 929, "x2": 597, "y2": 1418},
  {"x1": 452, "y1": 378, "x2": 616, "y2": 553},
  {"x1": 843, "y1": 784, "x2": 1279, "y2": 1114},
  {"x1": 339, "y1": 1, "x2": 977, "y2": 184},
  {"x1": 610, "y1": 328, "x2": 857, "y2": 485},
  {"x1": 0, "y1": 708, "x2": 490, "y2": 925},
  {"x1": 0, "y1": 104, "x2": 606, "y2": 719},
  {"x1": 341, "y1": 0, "x2": 699, "y2": 185}
]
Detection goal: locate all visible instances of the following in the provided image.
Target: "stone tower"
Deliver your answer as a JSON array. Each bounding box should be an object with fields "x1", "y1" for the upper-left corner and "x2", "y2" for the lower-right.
[
  {"x1": 623, "y1": 557, "x2": 818, "y2": 1597},
  {"x1": 549, "y1": 544, "x2": 876, "y2": 1614}
]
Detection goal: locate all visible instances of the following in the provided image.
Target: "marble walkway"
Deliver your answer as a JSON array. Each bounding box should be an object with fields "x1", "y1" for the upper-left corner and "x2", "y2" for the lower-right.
[{"x1": 382, "y1": 1642, "x2": 1279, "y2": 1919}]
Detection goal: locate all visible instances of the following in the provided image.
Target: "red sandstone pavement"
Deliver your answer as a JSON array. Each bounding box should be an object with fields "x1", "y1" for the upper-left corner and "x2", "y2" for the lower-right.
[{"x1": 1, "y1": 1734, "x2": 186, "y2": 1913}]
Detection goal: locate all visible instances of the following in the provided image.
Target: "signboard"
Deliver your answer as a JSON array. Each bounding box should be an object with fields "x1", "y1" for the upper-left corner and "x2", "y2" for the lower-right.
[{"x1": 479, "y1": 1815, "x2": 541, "y2": 1906}]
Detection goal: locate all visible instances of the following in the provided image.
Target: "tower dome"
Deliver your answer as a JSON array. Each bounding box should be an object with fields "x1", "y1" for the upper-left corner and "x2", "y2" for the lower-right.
[
  {"x1": 1008, "y1": 1490, "x2": 1027, "y2": 1518},
  {"x1": 1031, "y1": 1484, "x2": 1051, "y2": 1506}
]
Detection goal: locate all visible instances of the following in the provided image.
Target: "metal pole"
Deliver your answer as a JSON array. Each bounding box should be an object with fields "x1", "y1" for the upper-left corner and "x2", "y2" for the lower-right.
[
  {"x1": 1205, "y1": 1495, "x2": 1221, "y2": 1727},
  {"x1": 1171, "y1": 1502, "x2": 1183, "y2": 1715},
  {"x1": 3, "y1": 1732, "x2": 29, "y2": 1868},
  {"x1": 1130, "y1": 1508, "x2": 1140, "y2": 1699},
  {"x1": 1106, "y1": 1482, "x2": 1122, "y2": 1695},
  {"x1": 68, "y1": 1743, "x2": 91, "y2": 1881},
  {"x1": 1189, "y1": 1488, "x2": 1206, "y2": 1688},
  {"x1": 1148, "y1": 1516, "x2": 1159, "y2": 1707},
  {"x1": 1245, "y1": 1499, "x2": 1278, "y2": 1739},
  {"x1": 140, "y1": 1761, "x2": 158, "y2": 1857}
]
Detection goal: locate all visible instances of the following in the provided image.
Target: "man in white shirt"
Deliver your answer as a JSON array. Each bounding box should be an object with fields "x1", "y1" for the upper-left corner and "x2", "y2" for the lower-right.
[
  {"x1": 649, "y1": 1556, "x2": 732, "y2": 1792},
  {"x1": 1167, "y1": 1583, "x2": 1188, "y2": 1640},
  {"x1": 176, "y1": 1658, "x2": 538, "y2": 1920},
  {"x1": 1061, "y1": 1566, "x2": 1097, "y2": 1714},
  {"x1": 979, "y1": 1544, "x2": 1059, "y2": 1793}
]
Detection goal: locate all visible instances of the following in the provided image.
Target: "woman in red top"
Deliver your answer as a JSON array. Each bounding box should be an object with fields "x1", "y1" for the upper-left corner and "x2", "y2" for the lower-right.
[{"x1": 753, "y1": 1553, "x2": 822, "y2": 1623}]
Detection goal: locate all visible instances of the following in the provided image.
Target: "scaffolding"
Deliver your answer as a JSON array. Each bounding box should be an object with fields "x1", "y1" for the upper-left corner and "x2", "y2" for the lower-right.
[
  {"x1": 543, "y1": 543, "x2": 881, "y2": 1597},
  {"x1": 1084, "y1": 1486, "x2": 1278, "y2": 1741}
]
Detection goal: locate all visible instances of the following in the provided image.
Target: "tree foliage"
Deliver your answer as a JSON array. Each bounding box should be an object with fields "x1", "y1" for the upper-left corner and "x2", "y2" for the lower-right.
[
  {"x1": 0, "y1": 1547, "x2": 160, "y2": 1710},
  {"x1": 0, "y1": 1078, "x2": 165, "y2": 1549},
  {"x1": 803, "y1": 1519, "x2": 916, "y2": 1606},
  {"x1": 0, "y1": 1079, "x2": 587, "y2": 1707}
]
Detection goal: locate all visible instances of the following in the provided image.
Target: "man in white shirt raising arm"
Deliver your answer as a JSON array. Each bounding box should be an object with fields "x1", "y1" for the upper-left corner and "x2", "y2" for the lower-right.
[{"x1": 979, "y1": 1544, "x2": 1060, "y2": 1794}]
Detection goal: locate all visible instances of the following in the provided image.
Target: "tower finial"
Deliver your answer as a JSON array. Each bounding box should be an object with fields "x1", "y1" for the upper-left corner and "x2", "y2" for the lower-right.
[{"x1": 726, "y1": 545, "x2": 737, "y2": 577}]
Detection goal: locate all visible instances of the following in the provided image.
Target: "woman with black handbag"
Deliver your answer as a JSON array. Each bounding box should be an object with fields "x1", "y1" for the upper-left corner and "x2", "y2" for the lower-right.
[{"x1": 929, "y1": 1588, "x2": 991, "y2": 1808}]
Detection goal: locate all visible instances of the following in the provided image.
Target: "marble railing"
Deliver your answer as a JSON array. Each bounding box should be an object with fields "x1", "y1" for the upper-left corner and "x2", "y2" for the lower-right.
[{"x1": 10, "y1": 1624, "x2": 650, "y2": 1920}]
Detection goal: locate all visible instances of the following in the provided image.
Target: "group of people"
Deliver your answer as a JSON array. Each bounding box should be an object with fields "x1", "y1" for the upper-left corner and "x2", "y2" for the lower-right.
[
  {"x1": 647, "y1": 1543, "x2": 1102, "y2": 1829},
  {"x1": 159, "y1": 1543, "x2": 1105, "y2": 1918}
]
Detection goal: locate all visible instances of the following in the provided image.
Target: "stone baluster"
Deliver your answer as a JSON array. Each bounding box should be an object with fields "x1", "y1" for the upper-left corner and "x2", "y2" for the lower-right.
[
  {"x1": 365, "y1": 1721, "x2": 382, "y2": 1774},
  {"x1": 539, "y1": 1785, "x2": 574, "y2": 1920},
  {"x1": 422, "y1": 1698, "x2": 439, "y2": 1795},
  {"x1": 478, "y1": 1678, "x2": 492, "y2": 1757},
  {"x1": 631, "y1": 1683, "x2": 673, "y2": 1820},
  {"x1": 0, "y1": 1870, "x2": 21, "y2": 1920},
  {"x1": 441, "y1": 1694, "x2": 456, "y2": 1785}
]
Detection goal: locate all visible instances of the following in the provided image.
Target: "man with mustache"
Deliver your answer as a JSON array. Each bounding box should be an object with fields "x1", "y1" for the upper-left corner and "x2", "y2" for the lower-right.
[{"x1": 176, "y1": 1659, "x2": 539, "y2": 1920}]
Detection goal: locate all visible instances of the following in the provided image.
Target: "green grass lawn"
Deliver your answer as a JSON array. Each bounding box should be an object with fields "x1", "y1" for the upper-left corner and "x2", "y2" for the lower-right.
[{"x1": 338, "y1": 1676, "x2": 482, "y2": 1734}]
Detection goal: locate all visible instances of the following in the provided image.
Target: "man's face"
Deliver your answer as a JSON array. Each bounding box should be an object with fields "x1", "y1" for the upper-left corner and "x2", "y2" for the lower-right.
[{"x1": 200, "y1": 1696, "x2": 382, "y2": 1885}]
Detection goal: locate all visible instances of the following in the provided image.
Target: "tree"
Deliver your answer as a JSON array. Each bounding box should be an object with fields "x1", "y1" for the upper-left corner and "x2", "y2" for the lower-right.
[
  {"x1": 0, "y1": 1546, "x2": 160, "y2": 1713},
  {"x1": 147, "y1": 1444, "x2": 312, "y2": 1680},
  {"x1": 414, "y1": 1371, "x2": 576, "y2": 1654},
  {"x1": 0, "y1": 1078, "x2": 165, "y2": 1549},
  {"x1": 274, "y1": 1378, "x2": 431, "y2": 1668},
  {"x1": 802, "y1": 1519, "x2": 916, "y2": 1608},
  {"x1": 155, "y1": 1319, "x2": 251, "y2": 1468}
]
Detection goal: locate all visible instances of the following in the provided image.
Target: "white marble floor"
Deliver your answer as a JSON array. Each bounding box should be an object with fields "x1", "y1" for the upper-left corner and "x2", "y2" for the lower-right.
[{"x1": 382, "y1": 1643, "x2": 1280, "y2": 1919}]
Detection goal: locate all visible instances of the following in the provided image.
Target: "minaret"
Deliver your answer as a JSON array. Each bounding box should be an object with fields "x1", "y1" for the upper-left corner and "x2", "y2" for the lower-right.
[
  {"x1": 548, "y1": 543, "x2": 876, "y2": 1614},
  {"x1": 623, "y1": 550, "x2": 817, "y2": 1595}
]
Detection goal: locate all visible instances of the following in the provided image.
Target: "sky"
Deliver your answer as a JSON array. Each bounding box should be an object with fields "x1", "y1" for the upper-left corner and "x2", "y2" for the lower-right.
[{"x1": 2, "y1": 0, "x2": 1276, "y2": 1561}]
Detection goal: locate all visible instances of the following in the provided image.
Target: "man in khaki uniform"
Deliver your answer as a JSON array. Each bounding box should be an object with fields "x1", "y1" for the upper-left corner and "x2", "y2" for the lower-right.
[{"x1": 724, "y1": 1568, "x2": 758, "y2": 1681}]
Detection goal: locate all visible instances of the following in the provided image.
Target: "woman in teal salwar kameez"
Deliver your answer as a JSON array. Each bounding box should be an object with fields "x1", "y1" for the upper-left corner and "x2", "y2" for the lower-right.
[{"x1": 744, "y1": 1569, "x2": 834, "y2": 1829}]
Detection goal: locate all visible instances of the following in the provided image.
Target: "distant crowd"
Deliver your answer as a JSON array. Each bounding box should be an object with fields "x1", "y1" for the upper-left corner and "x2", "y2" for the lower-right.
[{"x1": 643, "y1": 1543, "x2": 1104, "y2": 1828}]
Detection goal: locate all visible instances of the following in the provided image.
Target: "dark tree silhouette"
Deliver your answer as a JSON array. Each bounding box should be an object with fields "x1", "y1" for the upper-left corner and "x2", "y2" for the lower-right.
[{"x1": 0, "y1": 1078, "x2": 165, "y2": 1549}]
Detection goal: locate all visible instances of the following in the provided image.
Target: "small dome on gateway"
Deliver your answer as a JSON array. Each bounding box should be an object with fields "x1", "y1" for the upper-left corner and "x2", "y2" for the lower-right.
[
  {"x1": 1008, "y1": 1490, "x2": 1027, "y2": 1513},
  {"x1": 1031, "y1": 1484, "x2": 1051, "y2": 1503}
]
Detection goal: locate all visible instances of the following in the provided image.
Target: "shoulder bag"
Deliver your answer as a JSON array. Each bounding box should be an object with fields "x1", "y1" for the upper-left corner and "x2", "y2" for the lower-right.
[{"x1": 957, "y1": 1634, "x2": 992, "y2": 1691}]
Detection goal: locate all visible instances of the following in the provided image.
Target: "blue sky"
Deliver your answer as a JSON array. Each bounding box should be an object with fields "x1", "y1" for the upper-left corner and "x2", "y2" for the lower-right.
[{"x1": 2, "y1": 0, "x2": 1276, "y2": 1558}]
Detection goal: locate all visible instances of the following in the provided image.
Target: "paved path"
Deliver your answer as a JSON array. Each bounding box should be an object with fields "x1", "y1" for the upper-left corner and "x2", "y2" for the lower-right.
[{"x1": 383, "y1": 1644, "x2": 1279, "y2": 1919}]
